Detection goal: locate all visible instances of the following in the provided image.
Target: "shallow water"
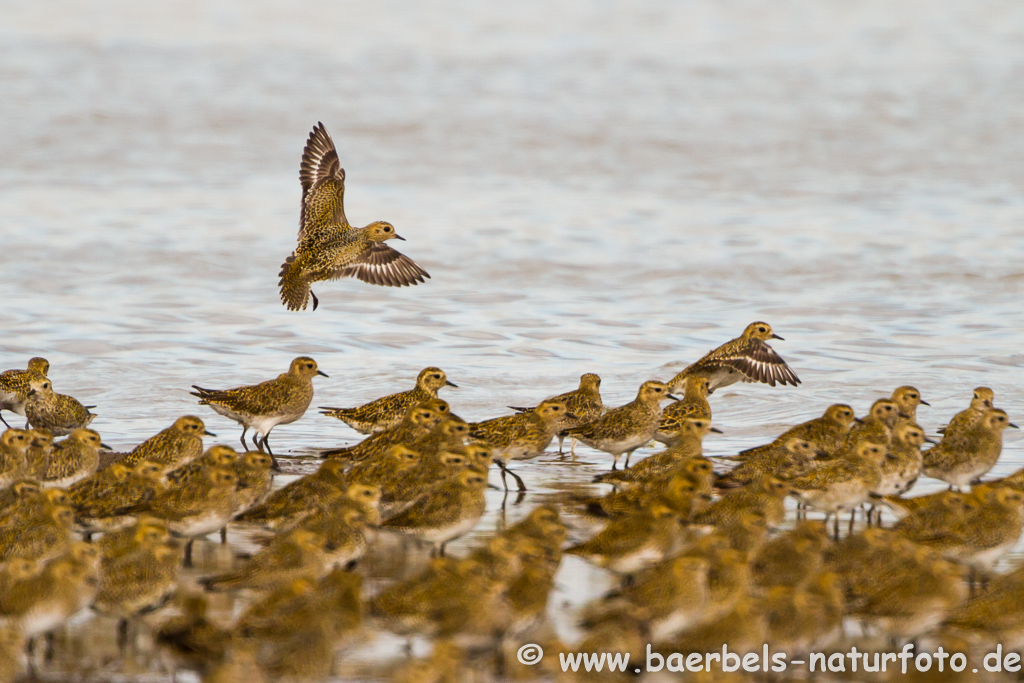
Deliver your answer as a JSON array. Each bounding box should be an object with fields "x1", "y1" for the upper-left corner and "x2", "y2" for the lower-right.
[{"x1": 2, "y1": 0, "x2": 1024, "y2": 679}]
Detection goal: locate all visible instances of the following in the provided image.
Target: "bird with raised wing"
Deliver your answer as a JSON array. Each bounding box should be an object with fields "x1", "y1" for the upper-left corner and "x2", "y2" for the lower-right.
[
  {"x1": 278, "y1": 122, "x2": 429, "y2": 311},
  {"x1": 668, "y1": 322, "x2": 800, "y2": 392}
]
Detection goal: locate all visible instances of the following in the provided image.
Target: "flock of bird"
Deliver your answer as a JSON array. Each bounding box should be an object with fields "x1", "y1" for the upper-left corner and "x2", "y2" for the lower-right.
[
  {"x1": 0, "y1": 123, "x2": 1020, "y2": 682},
  {"x1": 0, "y1": 320, "x2": 1021, "y2": 682}
]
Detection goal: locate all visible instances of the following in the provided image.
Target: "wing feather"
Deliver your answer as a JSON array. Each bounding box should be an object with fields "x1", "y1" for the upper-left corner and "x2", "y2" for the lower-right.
[
  {"x1": 298, "y1": 122, "x2": 349, "y2": 238},
  {"x1": 692, "y1": 340, "x2": 800, "y2": 387},
  {"x1": 331, "y1": 243, "x2": 430, "y2": 287}
]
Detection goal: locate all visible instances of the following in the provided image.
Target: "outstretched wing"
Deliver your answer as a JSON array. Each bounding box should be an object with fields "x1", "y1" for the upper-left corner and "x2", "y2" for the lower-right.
[
  {"x1": 298, "y1": 122, "x2": 349, "y2": 239},
  {"x1": 331, "y1": 243, "x2": 430, "y2": 287},
  {"x1": 718, "y1": 340, "x2": 801, "y2": 387},
  {"x1": 687, "y1": 340, "x2": 800, "y2": 387}
]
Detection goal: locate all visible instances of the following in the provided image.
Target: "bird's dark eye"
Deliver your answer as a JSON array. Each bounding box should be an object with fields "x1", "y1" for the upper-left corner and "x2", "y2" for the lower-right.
[{"x1": 384, "y1": 226, "x2": 392, "y2": 232}]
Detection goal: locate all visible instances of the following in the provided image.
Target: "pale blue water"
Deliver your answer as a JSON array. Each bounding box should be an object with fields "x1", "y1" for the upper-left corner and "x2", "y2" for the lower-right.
[{"x1": 1, "y1": 0, "x2": 1023, "y2": 677}]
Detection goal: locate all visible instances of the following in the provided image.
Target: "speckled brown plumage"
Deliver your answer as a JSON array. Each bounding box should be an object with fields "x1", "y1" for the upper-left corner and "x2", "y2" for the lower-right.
[
  {"x1": 121, "y1": 415, "x2": 214, "y2": 470},
  {"x1": 320, "y1": 399, "x2": 447, "y2": 461},
  {"x1": 655, "y1": 376, "x2": 712, "y2": 446},
  {"x1": 669, "y1": 322, "x2": 800, "y2": 391},
  {"x1": 564, "y1": 380, "x2": 677, "y2": 469},
  {"x1": 0, "y1": 357, "x2": 49, "y2": 427},
  {"x1": 24, "y1": 377, "x2": 95, "y2": 437},
  {"x1": 320, "y1": 367, "x2": 455, "y2": 434},
  {"x1": 509, "y1": 373, "x2": 604, "y2": 454},
  {"x1": 278, "y1": 122, "x2": 429, "y2": 311},
  {"x1": 42, "y1": 429, "x2": 109, "y2": 489},
  {"x1": 191, "y1": 357, "x2": 327, "y2": 466}
]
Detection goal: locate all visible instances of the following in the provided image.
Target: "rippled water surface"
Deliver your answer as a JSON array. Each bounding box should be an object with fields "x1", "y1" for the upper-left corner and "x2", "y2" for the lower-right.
[{"x1": 2, "y1": 0, "x2": 1024, "y2": 679}]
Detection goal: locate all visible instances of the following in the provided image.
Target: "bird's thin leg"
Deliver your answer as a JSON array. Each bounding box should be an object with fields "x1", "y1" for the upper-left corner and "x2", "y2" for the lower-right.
[
  {"x1": 220, "y1": 527, "x2": 228, "y2": 544},
  {"x1": 497, "y1": 461, "x2": 526, "y2": 491},
  {"x1": 240, "y1": 427, "x2": 249, "y2": 452},
  {"x1": 0, "y1": 413, "x2": 11, "y2": 429},
  {"x1": 311, "y1": 290, "x2": 319, "y2": 311},
  {"x1": 570, "y1": 437, "x2": 578, "y2": 459},
  {"x1": 184, "y1": 539, "x2": 194, "y2": 568},
  {"x1": 508, "y1": 466, "x2": 527, "y2": 492},
  {"x1": 623, "y1": 449, "x2": 636, "y2": 468},
  {"x1": 262, "y1": 430, "x2": 280, "y2": 471},
  {"x1": 117, "y1": 618, "x2": 130, "y2": 654},
  {"x1": 557, "y1": 434, "x2": 565, "y2": 455}
]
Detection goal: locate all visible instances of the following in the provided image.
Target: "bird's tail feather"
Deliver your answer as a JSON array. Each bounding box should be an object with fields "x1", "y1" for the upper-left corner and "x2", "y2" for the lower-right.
[{"x1": 278, "y1": 254, "x2": 312, "y2": 312}]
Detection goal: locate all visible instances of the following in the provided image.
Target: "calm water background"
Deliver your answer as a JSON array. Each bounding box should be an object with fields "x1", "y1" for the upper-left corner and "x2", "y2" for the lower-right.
[{"x1": 2, "y1": 0, "x2": 1024, "y2": 677}]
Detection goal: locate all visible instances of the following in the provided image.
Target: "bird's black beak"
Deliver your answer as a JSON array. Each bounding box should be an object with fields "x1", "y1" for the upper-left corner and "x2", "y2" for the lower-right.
[
  {"x1": 667, "y1": 393, "x2": 682, "y2": 401},
  {"x1": 27, "y1": 390, "x2": 35, "y2": 397},
  {"x1": 854, "y1": 417, "x2": 865, "y2": 424},
  {"x1": 920, "y1": 400, "x2": 931, "y2": 406},
  {"x1": 925, "y1": 436, "x2": 939, "y2": 444},
  {"x1": 565, "y1": 412, "x2": 579, "y2": 421},
  {"x1": 317, "y1": 370, "x2": 329, "y2": 377},
  {"x1": 771, "y1": 333, "x2": 784, "y2": 340},
  {"x1": 1010, "y1": 423, "x2": 1020, "y2": 430},
  {"x1": 204, "y1": 430, "x2": 217, "y2": 437},
  {"x1": 446, "y1": 380, "x2": 458, "y2": 388},
  {"x1": 100, "y1": 442, "x2": 112, "y2": 450},
  {"x1": 710, "y1": 427, "x2": 724, "y2": 434},
  {"x1": 394, "y1": 234, "x2": 406, "y2": 241},
  {"x1": 815, "y1": 450, "x2": 828, "y2": 458}
]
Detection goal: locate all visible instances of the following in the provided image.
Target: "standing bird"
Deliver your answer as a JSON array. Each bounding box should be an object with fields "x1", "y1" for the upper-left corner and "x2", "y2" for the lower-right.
[
  {"x1": 564, "y1": 380, "x2": 678, "y2": 469},
  {"x1": 381, "y1": 470, "x2": 489, "y2": 555},
  {"x1": 23, "y1": 429, "x2": 54, "y2": 480},
  {"x1": 0, "y1": 430, "x2": 30, "y2": 490},
  {"x1": 923, "y1": 408, "x2": 1018, "y2": 490},
  {"x1": 0, "y1": 357, "x2": 49, "y2": 429},
  {"x1": 508, "y1": 373, "x2": 605, "y2": 455},
  {"x1": 120, "y1": 415, "x2": 215, "y2": 470},
  {"x1": 41, "y1": 428, "x2": 110, "y2": 489},
  {"x1": 655, "y1": 376, "x2": 712, "y2": 446},
  {"x1": 939, "y1": 387, "x2": 996, "y2": 435},
  {"x1": 320, "y1": 366, "x2": 456, "y2": 434},
  {"x1": 320, "y1": 400, "x2": 445, "y2": 460},
  {"x1": 668, "y1": 322, "x2": 800, "y2": 392},
  {"x1": 278, "y1": 122, "x2": 429, "y2": 311},
  {"x1": 23, "y1": 377, "x2": 95, "y2": 436},
  {"x1": 735, "y1": 404, "x2": 858, "y2": 461},
  {"x1": 191, "y1": 357, "x2": 327, "y2": 468},
  {"x1": 470, "y1": 399, "x2": 574, "y2": 490}
]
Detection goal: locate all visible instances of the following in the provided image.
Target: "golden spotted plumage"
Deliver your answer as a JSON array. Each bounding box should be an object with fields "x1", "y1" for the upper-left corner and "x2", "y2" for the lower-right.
[
  {"x1": 278, "y1": 122, "x2": 429, "y2": 311},
  {"x1": 0, "y1": 357, "x2": 49, "y2": 427},
  {"x1": 508, "y1": 373, "x2": 604, "y2": 454},
  {"x1": 24, "y1": 377, "x2": 95, "y2": 437},
  {"x1": 191, "y1": 357, "x2": 327, "y2": 467},
  {"x1": 669, "y1": 322, "x2": 800, "y2": 391},
  {"x1": 320, "y1": 367, "x2": 455, "y2": 434}
]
